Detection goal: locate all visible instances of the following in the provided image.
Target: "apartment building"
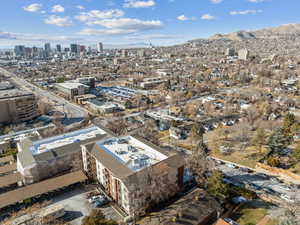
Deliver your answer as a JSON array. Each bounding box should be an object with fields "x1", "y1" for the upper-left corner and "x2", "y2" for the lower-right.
[
  {"x1": 81, "y1": 135, "x2": 185, "y2": 217},
  {"x1": 17, "y1": 126, "x2": 109, "y2": 184},
  {"x1": 55, "y1": 82, "x2": 89, "y2": 99},
  {"x1": 0, "y1": 89, "x2": 38, "y2": 124}
]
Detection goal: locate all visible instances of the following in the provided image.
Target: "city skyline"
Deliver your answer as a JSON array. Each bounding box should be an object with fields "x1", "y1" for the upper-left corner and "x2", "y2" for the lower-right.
[{"x1": 0, "y1": 0, "x2": 300, "y2": 48}]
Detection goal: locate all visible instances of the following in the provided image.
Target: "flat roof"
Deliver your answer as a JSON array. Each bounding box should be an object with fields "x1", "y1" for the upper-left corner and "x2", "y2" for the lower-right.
[
  {"x1": 0, "y1": 89, "x2": 34, "y2": 99},
  {"x1": 97, "y1": 136, "x2": 167, "y2": 172},
  {"x1": 0, "y1": 163, "x2": 17, "y2": 175},
  {"x1": 0, "y1": 171, "x2": 87, "y2": 209},
  {"x1": 30, "y1": 126, "x2": 106, "y2": 155},
  {"x1": 0, "y1": 172, "x2": 22, "y2": 188},
  {"x1": 56, "y1": 82, "x2": 88, "y2": 89},
  {"x1": 0, "y1": 155, "x2": 14, "y2": 164}
]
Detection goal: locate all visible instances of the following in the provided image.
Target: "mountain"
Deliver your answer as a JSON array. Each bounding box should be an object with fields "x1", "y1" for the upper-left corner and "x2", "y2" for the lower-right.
[{"x1": 208, "y1": 23, "x2": 300, "y2": 41}]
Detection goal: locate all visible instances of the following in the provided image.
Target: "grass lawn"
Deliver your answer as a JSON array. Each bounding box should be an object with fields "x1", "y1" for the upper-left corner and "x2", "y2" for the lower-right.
[
  {"x1": 236, "y1": 208, "x2": 267, "y2": 225},
  {"x1": 289, "y1": 162, "x2": 300, "y2": 175},
  {"x1": 230, "y1": 201, "x2": 278, "y2": 225},
  {"x1": 211, "y1": 146, "x2": 268, "y2": 168}
]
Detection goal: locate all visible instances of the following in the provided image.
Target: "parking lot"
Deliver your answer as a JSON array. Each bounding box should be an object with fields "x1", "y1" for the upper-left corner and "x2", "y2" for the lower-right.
[
  {"x1": 49, "y1": 184, "x2": 123, "y2": 225},
  {"x1": 216, "y1": 160, "x2": 300, "y2": 204}
]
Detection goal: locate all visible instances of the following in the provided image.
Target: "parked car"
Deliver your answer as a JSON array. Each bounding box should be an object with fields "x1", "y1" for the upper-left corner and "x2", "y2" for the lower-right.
[
  {"x1": 92, "y1": 197, "x2": 109, "y2": 208},
  {"x1": 280, "y1": 194, "x2": 294, "y2": 203},
  {"x1": 89, "y1": 195, "x2": 105, "y2": 203}
]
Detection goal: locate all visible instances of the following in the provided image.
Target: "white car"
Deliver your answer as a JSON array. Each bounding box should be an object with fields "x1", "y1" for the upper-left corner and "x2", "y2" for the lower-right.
[
  {"x1": 280, "y1": 194, "x2": 294, "y2": 203},
  {"x1": 89, "y1": 195, "x2": 105, "y2": 203}
]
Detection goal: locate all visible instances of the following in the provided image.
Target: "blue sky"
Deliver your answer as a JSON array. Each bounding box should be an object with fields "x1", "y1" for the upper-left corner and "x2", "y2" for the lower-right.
[{"x1": 0, "y1": 0, "x2": 299, "y2": 48}]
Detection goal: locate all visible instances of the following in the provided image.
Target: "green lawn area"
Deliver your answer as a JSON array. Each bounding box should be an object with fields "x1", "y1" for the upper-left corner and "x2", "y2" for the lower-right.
[
  {"x1": 230, "y1": 201, "x2": 278, "y2": 225},
  {"x1": 211, "y1": 146, "x2": 268, "y2": 168},
  {"x1": 236, "y1": 208, "x2": 267, "y2": 225}
]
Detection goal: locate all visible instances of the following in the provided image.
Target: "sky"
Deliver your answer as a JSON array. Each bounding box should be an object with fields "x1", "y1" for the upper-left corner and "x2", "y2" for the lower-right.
[{"x1": 0, "y1": 0, "x2": 299, "y2": 48}]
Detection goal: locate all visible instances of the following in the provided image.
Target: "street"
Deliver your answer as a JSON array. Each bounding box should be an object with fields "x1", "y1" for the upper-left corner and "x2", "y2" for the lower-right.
[{"x1": 0, "y1": 67, "x2": 89, "y2": 120}]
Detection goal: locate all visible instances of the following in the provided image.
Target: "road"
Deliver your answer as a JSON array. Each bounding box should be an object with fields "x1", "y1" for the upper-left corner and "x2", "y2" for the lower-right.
[{"x1": 0, "y1": 67, "x2": 89, "y2": 120}]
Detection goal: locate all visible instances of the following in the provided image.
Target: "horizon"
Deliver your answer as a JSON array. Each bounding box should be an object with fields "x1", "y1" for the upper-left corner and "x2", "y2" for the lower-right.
[{"x1": 1, "y1": 0, "x2": 300, "y2": 49}]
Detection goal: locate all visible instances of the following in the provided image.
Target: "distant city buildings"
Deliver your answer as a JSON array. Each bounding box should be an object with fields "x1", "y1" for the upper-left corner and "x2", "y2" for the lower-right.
[
  {"x1": 14, "y1": 45, "x2": 25, "y2": 57},
  {"x1": 56, "y1": 44, "x2": 62, "y2": 53},
  {"x1": 97, "y1": 42, "x2": 103, "y2": 52},
  {"x1": 70, "y1": 44, "x2": 80, "y2": 55},
  {"x1": 10, "y1": 42, "x2": 107, "y2": 60}
]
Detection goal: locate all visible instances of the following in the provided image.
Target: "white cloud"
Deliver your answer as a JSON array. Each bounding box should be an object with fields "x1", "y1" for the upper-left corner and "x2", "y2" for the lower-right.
[
  {"x1": 123, "y1": 0, "x2": 155, "y2": 8},
  {"x1": 44, "y1": 15, "x2": 73, "y2": 27},
  {"x1": 80, "y1": 18, "x2": 163, "y2": 36},
  {"x1": 177, "y1": 15, "x2": 196, "y2": 21},
  {"x1": 211, "y1": 0, "x2": 223, "y2": 4},
  {"x1": 51, "y1": 5, "x2": 65, "y2": 13},
  {"x1": 125, "y1": 33, "x2": 182, "y2": 40},
  {"x1": 201, "y1": 14, "x2": 215, "y2": 20},
  {"x1": 75, "y1": 9, "x2": 124, "y2": 22},
  {"x1": 230, "y1": 9, "x2": 262, "y2": 15},
  {"x1": 0, "y1": 30, "x2": 84, "y2": 43},
  {"x1": 87, "y1": 18, "x2": 162, "y2": 30},
  {"x1": 80, "y1": 28, "x2": 136, "y2": 36},
  {"x1": 76, "y1": 5, "x2": 85, "y2": 10},
  {"x1": 23, "y1": 3, "x2": 42, "y2": 13}
]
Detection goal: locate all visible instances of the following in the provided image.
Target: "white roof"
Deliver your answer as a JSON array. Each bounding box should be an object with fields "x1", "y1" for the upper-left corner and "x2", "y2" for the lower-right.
[
  {"x1": 30, "y1": 126, "x2": 106, "y2": 155},
  {"x1": 97, "y1": 136, "x2": 167, "y2": 172},
  {"x1": 56, "y1": 82, "x2": 88, "y2": 90}
]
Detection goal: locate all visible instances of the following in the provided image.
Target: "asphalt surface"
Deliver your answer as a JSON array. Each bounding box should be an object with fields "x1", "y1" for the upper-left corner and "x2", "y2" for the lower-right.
[
  {"x1": 215, "y1": 160, "x2": 300, "y2": 204},
  {"x1": 0, "y1": 67, "x2": 88, "y2": 120}
]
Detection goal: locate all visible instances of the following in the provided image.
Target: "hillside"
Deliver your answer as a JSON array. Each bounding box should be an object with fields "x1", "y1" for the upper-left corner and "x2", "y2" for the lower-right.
[{"x1": 208, "y1": 23, "x2": 300, "y2": 41}]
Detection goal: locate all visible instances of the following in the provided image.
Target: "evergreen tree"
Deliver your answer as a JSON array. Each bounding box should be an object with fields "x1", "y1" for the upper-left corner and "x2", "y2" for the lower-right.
[
  {"x1": 267, "y1": 128, "x2": 291, "y2": 156},
  {"x1": 81, "y1": 209, "x2": 118, "y2": 225},
  {"x1": 283, "y1": 113, "x2": 297, "y2": 137},
  {"x1": 207, "y1": 170, "x2": 229, "y2": 201},
  {"x1": 191, "y1": 122, "x2": 205, "y2": 144}
]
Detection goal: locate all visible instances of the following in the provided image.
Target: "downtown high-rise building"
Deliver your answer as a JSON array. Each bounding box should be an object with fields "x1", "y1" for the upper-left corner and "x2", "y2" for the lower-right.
[
  {"x1": 97, "y1": 42, "x2": 103, "y2": 52},
  {"x1": 70, "y1": 44, "x2": 80, "y2": 54},
  {"x1": 44, "y1": 43, "x2": 51, "y2": 52},
  {"x1": 14, "y1": 45, "x2": 25, "y2": 57},
  {"x1": 56, "y1": 44, "x2": 62, "y2": 53}
]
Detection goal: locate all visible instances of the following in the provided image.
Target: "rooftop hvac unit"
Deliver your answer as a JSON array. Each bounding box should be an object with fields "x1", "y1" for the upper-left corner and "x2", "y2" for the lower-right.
[{"x1": 128, "y1": 146, "x2": 137, "y2": 152}]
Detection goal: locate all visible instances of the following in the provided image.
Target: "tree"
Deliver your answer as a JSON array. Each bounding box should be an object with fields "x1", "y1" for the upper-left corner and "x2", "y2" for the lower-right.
[
  {"x1": 187, "y1": 141, "x2": 213, "y2": 186},
  {"x1": 207, "y1": 170, "x2": 229, "y2": 201},
  {"x1": 283, "y1": 113, "x2": 298, "y2": 137},
  {"x1": 252, "y1": 128, "x2": 267, "y2": 153},
  {"x1": 124, "y1": 100, "x2": 133, "y2": 109},
  {"x1": 106, "y1": 119, "x2": 128, "y2": 136},
  {"x1": 293, "y1": 144, "x2": 300, "y2": 161},
  {"x1": 267, "y1": 156, "x2": 280, "y2": 167},
  {"x1": 267, "y1": 128, "x2": 291, "y2": 156},
  {"x1": 81, "y1": 209, "x2": 117, "y2": 225},
  {"x1": 191, "y1": 122, "x2": 205, "y2": 144}
]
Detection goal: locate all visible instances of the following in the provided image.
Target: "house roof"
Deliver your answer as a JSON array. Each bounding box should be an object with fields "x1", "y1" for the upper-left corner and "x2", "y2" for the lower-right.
[{"x1": 152, "y1": 188, "x2": 222, "y2": 225}]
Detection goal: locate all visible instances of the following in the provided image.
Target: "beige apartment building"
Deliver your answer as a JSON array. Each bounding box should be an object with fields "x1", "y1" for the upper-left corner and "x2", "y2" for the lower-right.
[
  {"x1": 0, "y1": 89, "x2": 38, "y2": 124},
  {"x1": 81, "y1": 135, "x2": 185, "y2": 218}
]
